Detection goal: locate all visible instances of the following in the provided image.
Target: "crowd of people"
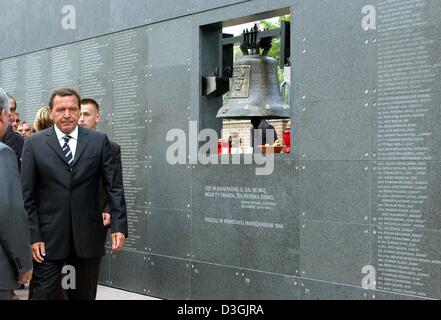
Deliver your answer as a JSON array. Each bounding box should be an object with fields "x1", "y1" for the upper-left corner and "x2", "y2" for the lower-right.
[
  {"x1": 0, "y1": 87, "x2": 128, "y2": 300},
  {"x1": 6, "y1": 103, "x2": 54, "y2": 139}
]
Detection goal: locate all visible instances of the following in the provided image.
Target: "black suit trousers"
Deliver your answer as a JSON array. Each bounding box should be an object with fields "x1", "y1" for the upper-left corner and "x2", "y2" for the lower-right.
[{"x1": 31, "y1": 251, "x2": 101, "y2": 300}]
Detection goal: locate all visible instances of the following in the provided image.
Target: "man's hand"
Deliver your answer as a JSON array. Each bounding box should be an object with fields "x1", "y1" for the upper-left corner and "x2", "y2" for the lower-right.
[
  {"x1": 102, "y1": 212, "x2": 111, "y2": 227},
  {"x1": 18, "y1": 269, "x2": 33, "y2": 285},
  {"x1": 111, "y1": 232, "x2": 125, "y2": 252},
  {"x1": 31, "y1": 242, "x2": 46, "y2": 263}
]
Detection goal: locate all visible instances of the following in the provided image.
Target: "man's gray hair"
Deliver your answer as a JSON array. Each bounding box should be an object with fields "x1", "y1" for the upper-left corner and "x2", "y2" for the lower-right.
[{"x1": 0, "y1": 87, "x2": 10, "y2": 113}]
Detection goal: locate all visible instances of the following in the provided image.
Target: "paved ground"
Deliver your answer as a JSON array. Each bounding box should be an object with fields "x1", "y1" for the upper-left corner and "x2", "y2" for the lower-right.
[{"x1": 14, "y1": 284, "x2": 159, "y2": 300}]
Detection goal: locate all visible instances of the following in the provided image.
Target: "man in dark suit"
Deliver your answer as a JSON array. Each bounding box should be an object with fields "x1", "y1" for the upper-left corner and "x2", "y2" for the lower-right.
[
  {"x1": 251, "y1": 117, "x2": 278, "y2": 152},
  {"x1": 21, "y1": 88, "x2": 128, "y2": 300},
  {"x1": 79, "y1": 98, "x2": 122, "y2": 227},
  {"x1": 0, "y1": 88, "x2": 33, "y2": 300}
]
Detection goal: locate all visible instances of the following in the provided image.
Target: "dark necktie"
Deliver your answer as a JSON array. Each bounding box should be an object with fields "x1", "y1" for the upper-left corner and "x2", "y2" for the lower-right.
[{"x1": 62, "y1": 135, "x2": 73, "y2": 165}]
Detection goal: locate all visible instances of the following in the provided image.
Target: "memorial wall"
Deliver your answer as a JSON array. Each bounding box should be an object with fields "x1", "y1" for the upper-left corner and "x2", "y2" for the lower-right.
[{"x1": 1, "y1": 0, "x2": 440, "y2": 299}]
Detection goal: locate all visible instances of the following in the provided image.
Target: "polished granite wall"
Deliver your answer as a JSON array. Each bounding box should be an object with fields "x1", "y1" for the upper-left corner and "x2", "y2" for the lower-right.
[{"x1": 1, "y1": 0, "x2": 440, "y2": 300}]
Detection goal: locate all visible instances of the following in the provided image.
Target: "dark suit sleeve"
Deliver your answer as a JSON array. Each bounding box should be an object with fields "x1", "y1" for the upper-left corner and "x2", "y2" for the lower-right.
[
  {"x1": 0, "y1": 125, "x2": 24, "y2": 171},
  {"x1": 102, "y1": 143, "x2": 122, "y2": 213},
  {"x1": 21, "y1": 138, "x2": 43, "y2": 244},
  {"x1": 115, "y1": 143, "x2": 123, "y2": 178},
  {"x1": 101, "y1": 136, "x2": 128, "y2": 237},
  {"x1": 0, "y1": 147, "x2": 33, "y2": 274},
  {"x1": 15, "y1": 132, "x2": 24, "y2": 157}
]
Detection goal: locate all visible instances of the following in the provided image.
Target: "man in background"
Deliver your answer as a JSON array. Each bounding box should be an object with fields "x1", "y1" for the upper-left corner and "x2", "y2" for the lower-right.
[
  {"x1": 12, "y1": 112, "x2": 20, "y2": 132},
  {"x1": 250, "y1": 117, "x2": 278, "y2": 152},
  {"x1": 79, "y1": 98, "x2": 123, "y2": 227},
  {"x1": 0, "y1": 88, "x2": 33, "y2": 300},
  {"x1": 18, "y1": 121, "x2": 33, "y2": 138}
]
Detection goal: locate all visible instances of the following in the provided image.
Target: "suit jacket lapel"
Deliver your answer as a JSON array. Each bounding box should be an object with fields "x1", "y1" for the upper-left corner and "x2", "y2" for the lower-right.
[
  {"x1": 46, "y1": 126, "x2": 70, "y2": 166},
  {"x1": 70, "y1": 126, "x2": 89, "y2": 167}
]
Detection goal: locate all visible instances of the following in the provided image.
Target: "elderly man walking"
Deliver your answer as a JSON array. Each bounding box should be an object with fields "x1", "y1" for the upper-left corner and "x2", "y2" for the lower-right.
[
  {"x1": 0, "y1": 87, "x2": 33, "y2": 300},
  {"x1": 21, "y1": 88, "x2": 127, "y2": 300}
]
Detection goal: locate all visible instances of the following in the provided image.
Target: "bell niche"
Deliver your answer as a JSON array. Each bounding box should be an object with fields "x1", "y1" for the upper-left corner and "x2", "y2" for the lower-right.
[
  {"x1": 201, "y1": 15, "x2": 292, "y2": 155},
  {"x1": 217, "y1": 25, "x2": 290, "y2": 120}
]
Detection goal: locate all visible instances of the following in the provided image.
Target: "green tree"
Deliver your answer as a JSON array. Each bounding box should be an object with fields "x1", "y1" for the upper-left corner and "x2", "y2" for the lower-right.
[
  {"x1": 233, "y1": 16, "x2": 291, "y2": 64},
  {"x1": 260, "y1": 16, "x2": 291, "y2": 83}
]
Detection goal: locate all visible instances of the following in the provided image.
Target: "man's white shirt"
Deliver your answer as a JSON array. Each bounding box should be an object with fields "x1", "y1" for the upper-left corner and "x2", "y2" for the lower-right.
[{"x1": 54, "y1": 125, "x2": 78, "y2": 160}]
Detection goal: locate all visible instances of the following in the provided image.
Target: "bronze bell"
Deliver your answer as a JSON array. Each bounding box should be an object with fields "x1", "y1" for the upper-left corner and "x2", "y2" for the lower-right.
[{"x1": 217, "y1": 49, "x2": 290, "y2": 119}]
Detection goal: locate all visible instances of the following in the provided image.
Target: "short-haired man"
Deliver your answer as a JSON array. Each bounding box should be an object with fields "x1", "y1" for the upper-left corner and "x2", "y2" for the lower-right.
[
  {"x1": 8, "y1": 94, "x2": 16, "y2": 122},
  {"x1": 21, "y1": 88, "x2": 128, "y2": 300},
  {"x1": 0, "y1": 87, "x2": 33, "y2": 300},
  {"x1": 79, "y1": 98, "x2": 101, "y2": 130},
  {"x1": 18, "y1": 121, "x2": 32, "y2": 138},
  {"x1": 80, "y1": 98, "x2": 123, "y2": 227},
  {"x1": 12, "y1": 112, "x2": 20, "y2": 132}
]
